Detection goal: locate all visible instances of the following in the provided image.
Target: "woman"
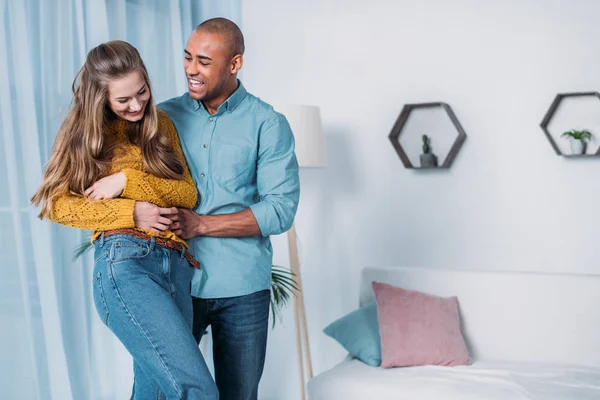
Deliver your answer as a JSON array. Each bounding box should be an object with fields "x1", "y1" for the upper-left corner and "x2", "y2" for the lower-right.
[{"x1": 31, "y1": 41, "x2": 218, "y2": 400}]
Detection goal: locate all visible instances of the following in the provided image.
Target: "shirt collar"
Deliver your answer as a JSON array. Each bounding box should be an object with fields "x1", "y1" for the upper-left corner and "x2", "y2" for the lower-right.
[
  {"x1": 222, "y1": 80, "x2": 247, "y2": 112},
  {"x1": 186, "y1": 80, "x2": 247, "y2": 115}
]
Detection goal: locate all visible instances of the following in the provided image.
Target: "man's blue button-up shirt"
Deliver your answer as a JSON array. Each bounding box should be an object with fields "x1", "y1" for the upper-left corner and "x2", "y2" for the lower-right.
[{"x1": 159, "y1": 83, "x2": 300, "y2": 298}]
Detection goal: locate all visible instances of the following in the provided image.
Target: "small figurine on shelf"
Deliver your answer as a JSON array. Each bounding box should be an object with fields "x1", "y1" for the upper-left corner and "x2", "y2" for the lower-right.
[
  {"x1": 420, "y1": 134, "x2": 438, "y2": 167},
  {"x1": 561, "y1": 129, "x2": 593, "y2": 155}
]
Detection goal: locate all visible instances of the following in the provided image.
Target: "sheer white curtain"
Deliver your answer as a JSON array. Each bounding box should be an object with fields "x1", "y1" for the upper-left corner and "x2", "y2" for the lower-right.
[{"x1": 0, "y1": 1, "x2": 241, "y2": 399}]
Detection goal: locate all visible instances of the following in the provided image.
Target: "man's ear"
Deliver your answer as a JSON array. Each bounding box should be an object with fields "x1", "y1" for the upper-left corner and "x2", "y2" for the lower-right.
[{"x1": 231, "y1": 54, "x2": 243, "y2": 74}]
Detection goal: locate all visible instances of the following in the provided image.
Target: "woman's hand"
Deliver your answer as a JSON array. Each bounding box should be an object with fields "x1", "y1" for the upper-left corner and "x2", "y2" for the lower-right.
[
  {"x1": 133, "y1": 202, "x2": 178, "y2": 234},
  {"x1": 85, "y1": 172, "x2": 126, "y2": 200}
]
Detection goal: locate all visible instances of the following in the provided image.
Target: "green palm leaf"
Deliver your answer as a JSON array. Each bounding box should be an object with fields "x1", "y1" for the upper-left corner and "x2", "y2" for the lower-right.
[{"x1": 72, "y1": 237, "x2": 93, "y2": 261}]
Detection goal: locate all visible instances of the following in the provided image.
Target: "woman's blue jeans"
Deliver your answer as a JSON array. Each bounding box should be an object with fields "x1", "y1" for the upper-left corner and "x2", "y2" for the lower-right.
[{"x1": 92, "y1": 233, "x2": 218, "y2": 400}]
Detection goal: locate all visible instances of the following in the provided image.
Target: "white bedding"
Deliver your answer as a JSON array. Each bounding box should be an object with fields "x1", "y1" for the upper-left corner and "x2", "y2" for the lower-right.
[{"x1": 307, "y1": 359, "x2": 600, "y2": 400}]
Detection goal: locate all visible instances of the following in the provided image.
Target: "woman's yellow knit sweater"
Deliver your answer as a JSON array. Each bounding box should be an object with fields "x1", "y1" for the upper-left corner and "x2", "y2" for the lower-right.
[{"x1": 49, "y1": 110, "x2": 197, "y2": 246}]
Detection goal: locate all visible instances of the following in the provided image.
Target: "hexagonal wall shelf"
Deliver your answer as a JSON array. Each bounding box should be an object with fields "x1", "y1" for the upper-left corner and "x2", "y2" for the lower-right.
[
  {"x1": 540, "y1": 92, "x2": 600, "y2": 157},
  {"x1": 388, "y1": 102, "x2": 467, "y2": 169}
]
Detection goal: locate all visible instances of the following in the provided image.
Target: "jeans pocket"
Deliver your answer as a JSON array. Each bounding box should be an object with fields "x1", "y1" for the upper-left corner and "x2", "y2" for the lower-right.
[
  {"x1": 109, "y1": 240, "x2": 150, "y2": 264},
  {"x1": 93, "y1": 272, "x2": 109, "y2": 325}
]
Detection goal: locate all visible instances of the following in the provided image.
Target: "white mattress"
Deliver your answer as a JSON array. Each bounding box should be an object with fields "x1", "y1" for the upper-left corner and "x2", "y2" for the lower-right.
[{"x1": 307, "y1": 359, "x2": 600, "y2": 400}]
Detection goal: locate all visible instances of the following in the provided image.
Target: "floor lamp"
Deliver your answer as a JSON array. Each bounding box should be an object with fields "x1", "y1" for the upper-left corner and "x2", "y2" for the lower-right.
[{"x1": 275, "y1": 104, "x2": 327, "y2": 400}]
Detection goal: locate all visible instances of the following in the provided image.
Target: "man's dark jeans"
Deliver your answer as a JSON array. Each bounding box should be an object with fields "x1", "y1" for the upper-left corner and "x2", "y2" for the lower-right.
[{"x1": 192, "y1": 289, "x2": 270, "y2": 400}]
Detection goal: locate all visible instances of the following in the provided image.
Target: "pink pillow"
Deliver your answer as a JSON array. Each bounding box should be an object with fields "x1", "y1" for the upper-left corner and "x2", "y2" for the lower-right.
[{"x1": 372, "y1": 281, "x2": 471, "y2": 368}]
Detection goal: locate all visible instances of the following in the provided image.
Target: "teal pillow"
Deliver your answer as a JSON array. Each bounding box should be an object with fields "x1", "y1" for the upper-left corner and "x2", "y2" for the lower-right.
[{"x1": 323, "y1": 302, "x2": 381, "y2": 367}]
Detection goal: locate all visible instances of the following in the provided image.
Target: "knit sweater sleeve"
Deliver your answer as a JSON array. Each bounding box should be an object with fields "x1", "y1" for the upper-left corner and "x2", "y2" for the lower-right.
[
  {"x1": 120, "y1": 110, "x2": 198, "y2": 209},
  {"x1": 49, "y1": 194, "x2": 136, "y2": 230}
]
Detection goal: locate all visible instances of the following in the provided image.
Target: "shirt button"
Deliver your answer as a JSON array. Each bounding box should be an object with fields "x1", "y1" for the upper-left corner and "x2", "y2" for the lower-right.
[
  {"x1": 200, "y1": 173, "x2": 206, "y2": 178},
  {"x1": 203, "y1": 144, "x2": 208, "y2": 148},
  {"x1": 209, "y1": 118, "x2": 214, "y2": 122},
  {"x1": 195, "y1": 200, "x2": 200, "y2": 207}
]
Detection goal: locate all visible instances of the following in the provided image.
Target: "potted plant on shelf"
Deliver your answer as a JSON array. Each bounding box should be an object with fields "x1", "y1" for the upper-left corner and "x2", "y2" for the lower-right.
[
  {"x1": 561, "y1": 129, "x2": 592, "y2": 155},
  {"x1": 73, "y1": 237, "x2": 298, "y2": 328},
  {"x1": 420, "y1": 134, "x2": 438, "y2": 167}
]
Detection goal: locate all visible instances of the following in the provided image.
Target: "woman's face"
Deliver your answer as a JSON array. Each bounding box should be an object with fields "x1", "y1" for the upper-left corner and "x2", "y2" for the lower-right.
[{"x1": 107, "y1": 71, "x2": 150, "y2": 122}]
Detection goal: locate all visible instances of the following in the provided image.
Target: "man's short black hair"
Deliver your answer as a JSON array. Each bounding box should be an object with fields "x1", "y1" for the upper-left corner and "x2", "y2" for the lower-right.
[{"x1": 196, "y1": 17, "x2": 245, "y2": 57}]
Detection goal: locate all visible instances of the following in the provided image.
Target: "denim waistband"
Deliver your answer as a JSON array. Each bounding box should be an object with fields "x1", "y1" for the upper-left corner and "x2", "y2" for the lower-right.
[{"x1": 95, "y1": 231, "x2": 200, "y2": 269}]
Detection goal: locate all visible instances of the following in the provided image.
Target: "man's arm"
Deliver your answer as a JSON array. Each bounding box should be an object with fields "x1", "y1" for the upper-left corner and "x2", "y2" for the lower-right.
[
  {"x1": 172, "y1": 208, "x2": 261, "y2": 238},
  {"x1": 171, "y1": 113, "x2": 300, "y2": 239}
]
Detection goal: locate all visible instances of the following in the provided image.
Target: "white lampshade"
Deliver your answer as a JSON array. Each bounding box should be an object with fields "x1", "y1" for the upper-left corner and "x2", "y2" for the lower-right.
[{"x1": 275, "y1": 104, "x2": 327, "y2": 168}]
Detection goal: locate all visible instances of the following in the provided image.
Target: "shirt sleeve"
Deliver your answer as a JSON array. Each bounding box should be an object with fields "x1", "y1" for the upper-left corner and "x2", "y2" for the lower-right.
[
  {"x1": 249, "y1": 114, "x2": 300, "y2": 236},
  {"x1": 49, "y1": 193, "x2": 136, "y2": 230},
  {"x1": 120, "y1": 111, "x2": 198, "y2": 209}
]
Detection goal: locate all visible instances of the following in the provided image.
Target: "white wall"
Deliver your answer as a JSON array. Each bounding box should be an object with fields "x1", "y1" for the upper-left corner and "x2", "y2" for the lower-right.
[{"x1": 242, "y1": 1, "x2": 600, "y2": 399}]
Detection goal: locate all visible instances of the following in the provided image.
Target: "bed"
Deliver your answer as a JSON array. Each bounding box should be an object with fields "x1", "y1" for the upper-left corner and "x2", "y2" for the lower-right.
[{"x1": 307, "y1": 266, "x2": 600, "y2": 399}]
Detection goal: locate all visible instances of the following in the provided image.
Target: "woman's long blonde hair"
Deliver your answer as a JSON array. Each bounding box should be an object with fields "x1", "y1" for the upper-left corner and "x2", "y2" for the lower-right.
[{"x1": 31, "y1": 40, "x2": 183, "y2": 219}]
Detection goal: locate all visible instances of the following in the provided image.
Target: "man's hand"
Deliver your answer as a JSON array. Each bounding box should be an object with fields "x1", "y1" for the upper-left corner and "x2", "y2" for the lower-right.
[
  {"x1": 170, "y1": 208, "x2": 202, "y2": 239},
  {"x1": 85, "y1": 172, "x2": 126, "y2": 200},
  {"x1": 133, "y1": 202, "x2": 177, "y2": 235}
]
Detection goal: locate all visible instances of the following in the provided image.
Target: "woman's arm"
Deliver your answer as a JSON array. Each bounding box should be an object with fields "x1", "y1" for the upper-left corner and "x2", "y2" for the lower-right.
[
  {"x1": 50, "y1": 194, "x2": 136, "y2": 230},
  {"x1": 50, "y1": 194, "x2": 177, "y2": 234}
]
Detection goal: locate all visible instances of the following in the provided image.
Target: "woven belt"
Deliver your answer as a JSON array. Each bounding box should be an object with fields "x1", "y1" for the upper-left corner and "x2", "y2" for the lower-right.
[{"x1": 102, "y1": 228, "x2": 200, "y2": 269}]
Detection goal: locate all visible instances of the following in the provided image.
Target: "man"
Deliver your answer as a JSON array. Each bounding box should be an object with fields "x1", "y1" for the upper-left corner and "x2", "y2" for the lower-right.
[{"x1": 159, "y1": 18, "x2": 300, "y2": 400}]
